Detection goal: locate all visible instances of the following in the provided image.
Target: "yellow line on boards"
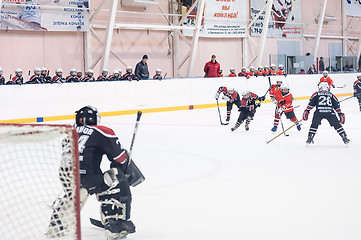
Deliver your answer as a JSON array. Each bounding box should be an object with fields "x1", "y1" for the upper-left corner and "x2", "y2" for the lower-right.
[{"x1": 0, "y1": 92, "x2": 353, "y2": 124}]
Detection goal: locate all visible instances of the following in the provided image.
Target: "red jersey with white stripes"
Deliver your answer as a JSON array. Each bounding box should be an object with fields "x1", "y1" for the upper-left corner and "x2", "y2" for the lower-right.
[{"x1": 319, "y1": 76, "x2": 334, "y2": 87}]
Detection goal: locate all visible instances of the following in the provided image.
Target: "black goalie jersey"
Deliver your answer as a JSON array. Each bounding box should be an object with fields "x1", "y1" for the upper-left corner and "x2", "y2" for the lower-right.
[
  {"x1": 76, "y1": 125, "x2": 128, "y2": 194},
  {"x1": 306, "y1": 91, "x2": 341, "y2": 114}
]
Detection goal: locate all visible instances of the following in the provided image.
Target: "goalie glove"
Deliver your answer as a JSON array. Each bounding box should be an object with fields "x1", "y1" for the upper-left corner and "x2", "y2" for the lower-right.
[
  {"x1": 302, "y1": 110, "x2": 310, "y2": 121},
  {"x1": 338, "y1": 112, "x2": 345, "y2": 124}
]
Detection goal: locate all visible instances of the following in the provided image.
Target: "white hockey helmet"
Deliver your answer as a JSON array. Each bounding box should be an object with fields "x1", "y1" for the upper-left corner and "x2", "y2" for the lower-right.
[
  {"x1": 279, "y1": 64, "x2": 284, "y2": 68},
  {"x1": 41, "y1": 67, "x2": 47, "y2": 71},
  {"x1": 0, "y1": 67, "x2": 3, "y2": 72},
  {"x1": 70, "y1": 68, "x2": 77, "y2": 73},
  {"x1": 15, "y1": 68, "x2": 22, "y2": 73},
  {"x1": 264, "y1": 65, "x2": 270, "y2": 69},
  {"x1": 318, "y1": 82, "x2": 330, "y2": 92},
  {"x1": 270, "y1": 64, "x2": 276, "y2": 68},
  {"x1": 258, "y1": 66, "x2": 263, "y2": 70},
  {"x1": 126, "y1": 66, "x2": 133, "y2": 72},
  {"x1": 358, "y1": 74, "x2": 361, "y2": 79},
  {"x1": 87, "y1": 69, "x2": 94, "y2": 73},
  {"x1": 227, "y1": 87, "x2": 235, "y2": 93},
  {"x1": 156, "y1": 68, "x2": 162, "y2": 73},
  {"x1": 34, "y1": 67, "x2": 41, "y2": 73},
  {"x1": 230, "y1": 67, "x2": 235, "y2": 72},
  {"x1": 276, "y1": 78, "x2": 283, "y2": 84},
  {"x1": 242, "y1": 90, "x2": 250, "y2": 96},
  {"x1": 323, "y1": 70, "x2": 328, "y2": 76},
  {"x1": 102, "y1": 69, "x2": 108, "y2": 73},
  {"x1": 113, "y1": 69, "x2": 119, "y2": 74},
  {"x1": 77, "y1": 70, "x2": 82, "y2": 73},
  {"x1": 280, "y1": 83, "x2": 290, "y2": 92},
  {"x1": 241, "y1": 66, "x2": 246, "y2": 70},
  {"x1": 118, "y1": 69, "x2": 122, "y2": 74},
  {"x1": 55, "y1": 68, "x2": 62, "y2": 73}
]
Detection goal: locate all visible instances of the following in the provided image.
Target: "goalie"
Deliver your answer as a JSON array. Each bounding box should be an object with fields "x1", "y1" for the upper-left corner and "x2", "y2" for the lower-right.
[{"x1": 47, "y1": 105, "x2": 144, "y2": 239}]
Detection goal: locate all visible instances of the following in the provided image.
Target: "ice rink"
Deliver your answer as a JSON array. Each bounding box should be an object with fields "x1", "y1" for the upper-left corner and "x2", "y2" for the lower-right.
[{"x1": 56, "y1": 97, "x2": 360, "y2": 240}]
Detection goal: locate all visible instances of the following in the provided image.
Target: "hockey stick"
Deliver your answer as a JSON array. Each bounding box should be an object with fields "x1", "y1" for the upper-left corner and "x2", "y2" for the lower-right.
[
  {"x1": 279, "y1": 116, "x2": 289, "y2": 137},
  {"x1": 336, "y1": 84, "x2": 346, "y2": 88},
  {"x1": 216, "y1": 99, "x2": 229, "y2": 125},
  {"x1": 340, "y1": 93, "x2": 361, "y2": 102},
  {"x1": 266, "y1": 120, "x2": 302, "y2": 144}
]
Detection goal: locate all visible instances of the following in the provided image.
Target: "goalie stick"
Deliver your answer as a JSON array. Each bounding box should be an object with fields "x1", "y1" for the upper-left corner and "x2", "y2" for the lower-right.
[{"x1": 216, "y1": 99, "x2": 229, "y2": 125}]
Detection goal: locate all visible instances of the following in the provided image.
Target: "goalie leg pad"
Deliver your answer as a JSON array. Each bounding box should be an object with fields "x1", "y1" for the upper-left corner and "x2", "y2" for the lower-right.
[{"x1": 97, "y1": 168, "x2": 132, "y2": 222}]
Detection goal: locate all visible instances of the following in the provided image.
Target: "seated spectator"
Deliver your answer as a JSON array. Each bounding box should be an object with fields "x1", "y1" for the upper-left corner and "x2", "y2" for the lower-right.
[
  {"x1": 228, "y1": 68, "x2": 236, "y2": 77},
  {"x1": 307, "y1": 65, "x2": 316, "y2": 74},
  {"x1": 298, "y1": 69, "x2": 305, "y2": 74},
  {"x1": 343, "y1": 61, "x2": 354, "y2": 71},
  {"x1": 153, "y1": 69, "x2": 162, "y2": 80}
]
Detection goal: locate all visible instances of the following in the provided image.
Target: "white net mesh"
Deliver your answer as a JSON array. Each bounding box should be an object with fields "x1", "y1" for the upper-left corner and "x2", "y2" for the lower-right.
[{"x1": 0, "y1": 124, "x2": 80, "y2": 240}]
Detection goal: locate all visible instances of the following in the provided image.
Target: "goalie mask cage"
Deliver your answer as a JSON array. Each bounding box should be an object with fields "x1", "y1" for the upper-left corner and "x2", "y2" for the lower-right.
[{"x1": 0, "y1": 124, "x2": 81, "y2": 240}]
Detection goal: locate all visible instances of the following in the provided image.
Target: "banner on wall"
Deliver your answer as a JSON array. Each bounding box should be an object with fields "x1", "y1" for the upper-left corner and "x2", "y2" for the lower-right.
[
  {"x1": 250, "y1": 0, "x2": 302, "y2": 38},
  {"x1": 0, "y1": 0, "x2": 89, "y2": 31},
  {"x1": 182, "y1": 0, "x2": 248, "y2": 38},
  {"x1": 345, "y1": 0, "x2": 361, "y2": 17}
]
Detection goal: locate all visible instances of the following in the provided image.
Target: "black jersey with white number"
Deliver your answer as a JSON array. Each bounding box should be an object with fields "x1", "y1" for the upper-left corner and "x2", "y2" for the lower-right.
[
  {"x1": 76, "y1": 125, "x2": 128, "y2": 191},
  {"x1": 306, "y1": 91, "x2": 341, "y2": 114}
]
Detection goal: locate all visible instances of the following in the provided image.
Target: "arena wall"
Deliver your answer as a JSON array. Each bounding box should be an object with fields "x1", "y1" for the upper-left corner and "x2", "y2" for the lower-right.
[{"x1": 0, "y1": 73, "x2": 357, "y2": 123}]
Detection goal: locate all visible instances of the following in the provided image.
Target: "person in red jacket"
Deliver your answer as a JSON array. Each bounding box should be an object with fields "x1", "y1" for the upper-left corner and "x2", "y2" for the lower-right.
[
  {"x1": 246, "y1": 66, "x2": 256, "y2": 79},
  {"x1": 238, "y1": 67, "x2": 247, "y2": 77},
  {"x1": 319, "y1": 71, "x2": 335, "y2": 88},
  {"x1": 204, "y1": 55, "x2": 221, "y2": 78},
  {"x1": 228, "y1": 68, "x2": 236, "y2": 77},
  {"x1": 276, "y1": 64, "x2": 285, "y2": 75}
]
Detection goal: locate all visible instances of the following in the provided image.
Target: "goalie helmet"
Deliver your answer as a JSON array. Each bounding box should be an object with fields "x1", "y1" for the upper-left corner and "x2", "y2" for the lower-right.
[
  {"x1": 318, "y1": 82, "x2": 330, "y2": 92},
  {"x1": 323, "y1": 71, "x2": 328, "y2": 77},
  {"x1": 75, "y1": 105, "x2": 101, "y2": 126}
]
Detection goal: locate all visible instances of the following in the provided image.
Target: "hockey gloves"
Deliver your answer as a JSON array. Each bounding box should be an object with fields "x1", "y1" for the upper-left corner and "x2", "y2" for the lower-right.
[
  {"x1": 338, "y1": 112, "x2": 345, "y2": 124},
  {"x1": 302, "y1": 110, "x2": 309, "y2": 121},
  {"x1": 258, "y1": 96, "x2": 266, "y2": 102}
]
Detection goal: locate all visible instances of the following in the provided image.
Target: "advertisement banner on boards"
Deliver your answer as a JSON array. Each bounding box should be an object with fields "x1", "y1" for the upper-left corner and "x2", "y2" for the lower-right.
[
  {"x1": 345, "y1": 0, "x2": 361, "y2": 17},
  {"x1": 182, "y1": 0, "x2": 247, "y2": 38},
  {"x1": 250, "y1": 0, "x2": 302, "y2": 38},
  {"x1": 0, "y1": 0, "x2": 89, "y2": 31}
]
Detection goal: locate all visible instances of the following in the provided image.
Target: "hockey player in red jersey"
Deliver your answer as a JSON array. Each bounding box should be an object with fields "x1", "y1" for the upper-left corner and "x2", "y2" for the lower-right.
[
  {"x1": 238, "y1": 67, "x2": 247, "y2": 77},
  {"x1": 319, "y1": 71, "x2": 335, "y2": 88},
  {"x1": 276, "y1": 64, "x2": 285, "y2": 75},
  {"x1": 255, "y1": 66, "x2": 265, "y2": 77},
  {"x1": 215, "y1": 86, "x2": 242, "y2": 123},
  {"x1": 353, "y1": 74, "x2": 361, "y2": 111},
  {"x1": 303, "y1": 82, "x2": 349, "y2": 145},
  {"x1": 231, "y1": 90, "x2": 265, "y2": 131},
  {"x1": 228, "y1": 68, "x2": 237, "y2": 77},
  {"x1": 270, "y1": 83, "x2": 301, "y2": 132},
  {"x1": 263, "y1": 65, "x2": 271, "y2": 76},
  {"x1": 269, "y1": 78, "x2": 283, "y2": 131},
  {"x1": 269, "y1": 64, "x2": 277, "y2": 75},
  {"x1": 27, "y1": 67, "x2": 42, "y2": 84}
]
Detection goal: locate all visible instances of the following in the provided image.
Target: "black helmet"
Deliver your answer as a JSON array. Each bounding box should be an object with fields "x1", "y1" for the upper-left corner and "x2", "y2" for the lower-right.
[{"x1": 75, "y1": 105, "x2": 100, "y2": 126}]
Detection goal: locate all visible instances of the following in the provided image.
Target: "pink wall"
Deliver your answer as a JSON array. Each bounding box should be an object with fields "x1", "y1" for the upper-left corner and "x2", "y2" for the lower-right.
[{"x1": 0, "y1": 0, "x2": 360, "y2": 79}]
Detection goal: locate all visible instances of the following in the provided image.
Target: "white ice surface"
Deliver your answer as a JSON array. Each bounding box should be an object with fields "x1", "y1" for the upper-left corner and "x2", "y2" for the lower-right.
[{"x1": 52, "y1": 98, "x2": 361, "y2": 240}]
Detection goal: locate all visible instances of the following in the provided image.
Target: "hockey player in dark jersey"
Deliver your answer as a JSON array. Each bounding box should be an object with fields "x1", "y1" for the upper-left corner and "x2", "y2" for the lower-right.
[
  {"x1": 97, "y1": 69, "x2": 109, "y2": 81},
  {"x1": 52, "y1": 69, "x2": 65, "y2": 83},
  {"x1": 66, "y1": 69, "x2": 79, "y2": 82},
  {"x1": 41, "y1": 67, "x2": 52, "y2": 83},
  {"x1": 75, "y1": 106, "x2": 143, "y2": 238},
  {"x1": 27, "y1": 67, "x2": 43, "y2": 84},
  {"x1": 231, "y1": 90, "x2": 265, "y2": 131},
  {"x1": 11, "y1": 68, "x2": 24, "y2": 85},
  {"x1": 82, "y1": 69, "x2": 95, "y2": 82},
  {"x1": 215, "y1": 86, "x2": 242, "y2": 124},
  {"x1": 353, "y1": 74, "x2": 361, "y2": 111},
  {"x1": 0, "y1": 67, "x2": 4, "y2": 85},
  {"x1": 303, "y1": 82, "x2": 350, "y2": 145}
]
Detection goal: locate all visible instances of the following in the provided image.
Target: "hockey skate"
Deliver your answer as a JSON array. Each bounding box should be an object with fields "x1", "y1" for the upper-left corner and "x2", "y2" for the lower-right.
[
  {"x1": 105, "y1": 219, "x2": 136, "y2": 240},
  {"x1": 226, "y1": 115, "x2": 230, "y2": 122},
  {"x1": 231, "y1": 121, "x2": 241, "y2": 131},
  {"x1": 342, "y1": 137, "x2": 350, "y2": 145},
  {"x1": 271, "y1": 126, "x2": 277, "y2": 132},
  {"x1": 245, "y1": 121, "x2": 250, "y2": 131},
  {"x1": 306, "y1": 137, "x2": 314, "y2": 145}
]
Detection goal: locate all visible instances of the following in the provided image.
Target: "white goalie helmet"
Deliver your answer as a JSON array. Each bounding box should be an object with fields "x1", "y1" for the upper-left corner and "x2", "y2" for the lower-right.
[
  {"x1": 323, "y1": 70, "x2": 328, "y2": 76},
  {"x1": 318, "y1": 82, "x2": 330, "y2": 92}
]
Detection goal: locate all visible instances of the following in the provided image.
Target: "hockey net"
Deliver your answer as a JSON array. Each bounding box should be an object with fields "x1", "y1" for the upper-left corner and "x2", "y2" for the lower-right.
[{"x1": 0, "y1": 124, "x2": 81, "y2": 240}]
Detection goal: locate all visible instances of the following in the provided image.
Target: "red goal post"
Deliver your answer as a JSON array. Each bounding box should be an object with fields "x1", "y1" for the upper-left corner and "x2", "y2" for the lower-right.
[{"x1": 0, "y1": 124, "x2": 81, "y2": 240}]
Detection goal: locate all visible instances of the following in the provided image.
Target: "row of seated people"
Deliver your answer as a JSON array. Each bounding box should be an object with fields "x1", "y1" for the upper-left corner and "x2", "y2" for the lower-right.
[
  {"x1": 0, "y1": 66, "x2": 163, "y2": 85},
  {"x1": 220, "y1": 64, "x2": 286, "y2": 78}
]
